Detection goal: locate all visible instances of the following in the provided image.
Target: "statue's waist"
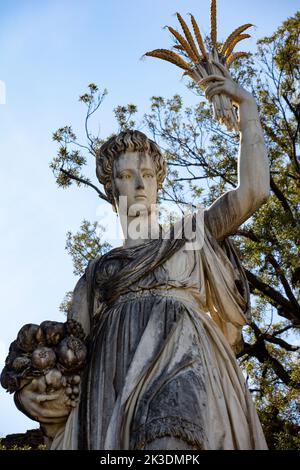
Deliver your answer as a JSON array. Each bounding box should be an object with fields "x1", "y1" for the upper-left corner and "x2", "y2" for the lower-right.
[{"x1": 113, "y1": 287, "x2": 199, "y2": 309}]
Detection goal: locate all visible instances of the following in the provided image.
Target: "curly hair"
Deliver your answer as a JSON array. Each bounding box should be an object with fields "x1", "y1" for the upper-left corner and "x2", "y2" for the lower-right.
[{"x1": 96, "y1": 130, "x2": 167, "y2": 209}]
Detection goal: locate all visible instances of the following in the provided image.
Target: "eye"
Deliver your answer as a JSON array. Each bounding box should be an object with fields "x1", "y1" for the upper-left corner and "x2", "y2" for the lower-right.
[
  {"x1": 120, "y1": 173, "x2": 131, "y2": 179},
  {"x1": 144, "y1": 173, "x2": 154, "y2": 178}
]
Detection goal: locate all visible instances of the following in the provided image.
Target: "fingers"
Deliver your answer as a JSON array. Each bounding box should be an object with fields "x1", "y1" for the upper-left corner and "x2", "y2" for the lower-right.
[
  {"x1": 198, "y1": 75, "x2": 226, "y2": 88},
  {"x1": 212, "y1": 61, "x2": 232, "y2": 79},
  {"x1": 207, "y1": 87, "x2": 224, "y2": 101},
  {"x1": 36, "y1": 392, "x2": 60, "y2": 403},
  {"x1": 205, "y1": 83, "x2": 225, "y2": 101}
]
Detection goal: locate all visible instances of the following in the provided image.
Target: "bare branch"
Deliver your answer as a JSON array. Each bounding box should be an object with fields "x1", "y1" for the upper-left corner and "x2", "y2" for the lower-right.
[
  {"x1": 264, "y1": 334, "x2": 299, "y2": 352},
  {"x1": 238, "y1": 322, "x2": 300, "y2": 388},
  {"x1": 265, "y1": 253, "x2": 299, "y2": 310},
  {"x1": 60, "y1": 168, "x2": 110, "y2": 204},
  {"x1": 245, "y1": 269, "x2": 300, "y2": 324},
  {"x1": 273, "y1": 324, "x2": 294, "y2": 336}
]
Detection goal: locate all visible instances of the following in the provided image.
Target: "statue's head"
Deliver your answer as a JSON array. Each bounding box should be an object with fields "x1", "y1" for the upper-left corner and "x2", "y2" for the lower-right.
[{"x1": 96, "y1": 130, "x2": 166, "y2": 214}]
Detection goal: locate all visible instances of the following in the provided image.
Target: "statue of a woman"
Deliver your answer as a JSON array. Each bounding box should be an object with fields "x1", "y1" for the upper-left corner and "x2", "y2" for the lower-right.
[{"x1": 13, "y1": 73, "x2": 269, "y2": 449}]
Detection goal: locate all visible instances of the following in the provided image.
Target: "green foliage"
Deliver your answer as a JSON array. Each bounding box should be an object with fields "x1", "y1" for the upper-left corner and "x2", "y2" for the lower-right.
[
  {"x1": 59, "y1": 290, "x2": 73, "y2": 316},
  {"x1": 0, "y1": 440, "x2": 46, "y2": 450},
  {"x1": 59, "y1": 220, "x2": 112, "y2": 314},
  {"x1": 50, "y1": 86, "x2": 109, "y2": 202},
  {"x1": 50, "y1": 127, "x2": 88, "y2": 188},
  {"x1": 114, "y1": 104, "x2": 137, "y2": 131},
  {"x1": 50, "y1": 12, "x2": 300, "y2": 449},
  {"x1": 65, "y1": 220, "x2": 112, "y2": 277}
]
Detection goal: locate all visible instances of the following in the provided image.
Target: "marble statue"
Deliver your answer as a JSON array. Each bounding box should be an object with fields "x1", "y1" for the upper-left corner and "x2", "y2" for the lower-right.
[{"x1": 1, "y1": 71, "x2": 270, "y2": 449}]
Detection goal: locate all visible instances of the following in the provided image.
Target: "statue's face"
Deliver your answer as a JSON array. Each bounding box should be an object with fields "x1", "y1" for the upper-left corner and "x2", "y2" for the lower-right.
[{"x1": 113, "y1": 151, "x2": 158, "y2": 215}]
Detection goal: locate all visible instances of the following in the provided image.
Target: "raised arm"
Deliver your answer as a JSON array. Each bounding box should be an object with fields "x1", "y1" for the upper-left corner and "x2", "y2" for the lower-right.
[{"x1": 202, "y1": 64, "x2": 270, "y2": 241}]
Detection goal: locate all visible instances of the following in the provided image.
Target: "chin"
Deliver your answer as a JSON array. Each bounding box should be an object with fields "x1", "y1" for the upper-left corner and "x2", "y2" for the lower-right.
[{"x1": 127, "y1": 202, "x2": 148, "y2": 216}]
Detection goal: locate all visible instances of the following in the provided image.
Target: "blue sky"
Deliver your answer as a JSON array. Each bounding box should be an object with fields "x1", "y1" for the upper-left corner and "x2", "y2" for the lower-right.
[{"x1": 0, "y1": 0, "x2": 298, "y2": 437}]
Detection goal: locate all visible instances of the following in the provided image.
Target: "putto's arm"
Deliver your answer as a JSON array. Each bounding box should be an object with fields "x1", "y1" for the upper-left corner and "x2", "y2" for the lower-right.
[{"x1": 202, "y1": 67, "x2": 270, "y2": 241}]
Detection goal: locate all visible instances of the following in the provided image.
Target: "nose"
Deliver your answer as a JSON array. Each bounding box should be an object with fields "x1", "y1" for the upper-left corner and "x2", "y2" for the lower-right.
[{"x1": 135, "y1": 174, "x2": 145, "y2": 189}]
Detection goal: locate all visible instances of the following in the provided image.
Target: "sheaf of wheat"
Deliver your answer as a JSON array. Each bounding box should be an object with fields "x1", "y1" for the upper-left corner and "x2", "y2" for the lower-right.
[
  {"x1": 144, "y1": 0, "x2": 252, "y2": 131},
  {"x1": 145, "y1": 0, "x2": 251, "y2": 74}
]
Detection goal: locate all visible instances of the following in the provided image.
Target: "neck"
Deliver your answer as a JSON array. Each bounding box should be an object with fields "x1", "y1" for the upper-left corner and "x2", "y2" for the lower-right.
[{"x1": 119, "y1": 210, "x2": 160, "y2": 248}]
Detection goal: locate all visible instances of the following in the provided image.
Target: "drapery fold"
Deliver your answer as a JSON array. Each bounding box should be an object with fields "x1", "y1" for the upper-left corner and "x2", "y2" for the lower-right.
[{"x1": 50, "y1": 215, "x2": 266, "y2": 450}]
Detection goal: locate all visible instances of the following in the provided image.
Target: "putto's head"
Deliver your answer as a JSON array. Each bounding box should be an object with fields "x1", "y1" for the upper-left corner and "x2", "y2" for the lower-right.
[{"x1": 96, "y1": 130, "x2": 167, "y2": 213}]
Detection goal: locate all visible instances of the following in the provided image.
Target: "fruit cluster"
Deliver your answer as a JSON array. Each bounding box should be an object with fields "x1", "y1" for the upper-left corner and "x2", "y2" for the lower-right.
[{"x1": 1, "y1": 319, "x2": 87, "y2": 405}]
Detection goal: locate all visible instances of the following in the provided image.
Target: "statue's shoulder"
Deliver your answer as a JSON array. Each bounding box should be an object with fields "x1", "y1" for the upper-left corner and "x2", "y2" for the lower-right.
[
  {"x1": 84, "y1": 255, "x2": 104, "y2": 288},
  {"x1": 71, "y1": 254, "x2": 104, "y2": 298}
]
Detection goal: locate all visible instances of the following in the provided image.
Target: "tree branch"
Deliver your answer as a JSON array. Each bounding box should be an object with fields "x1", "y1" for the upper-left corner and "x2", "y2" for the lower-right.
[
  {"x1": 264, "y1": 334, "x2": 299, "y2": 352},
  {"x1": 270, "y1": 175, "x2": 296, "y2": 225},
  {"x1": 238, "y1": 322, "x2": 300, "y2": 388},
  {"x1": 60, "y1": 168, "x2": 110, "y2": 204},
  {"x1": 265, "y1": 253, "x2": 300, "y2": 310},
  {"x1": 236, "y1": 229, "x2": 299, "y2": 311},
  {"x1": 273, "y1": 324, "x2": 294, "y2": 336},
  {"x1": 245, "y1": 269, "x2": 300, "y2": 324}
]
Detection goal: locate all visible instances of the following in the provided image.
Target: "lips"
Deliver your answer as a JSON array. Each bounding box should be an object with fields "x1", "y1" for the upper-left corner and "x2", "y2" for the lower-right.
[{"x1": 135, "y1": 194, "x2": 147, "y2": 199}]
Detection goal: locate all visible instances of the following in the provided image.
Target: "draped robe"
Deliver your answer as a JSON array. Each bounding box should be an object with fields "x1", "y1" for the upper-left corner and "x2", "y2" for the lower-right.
[{"x1": 51, "y1": 212, "x2": 267, "y2": 450}]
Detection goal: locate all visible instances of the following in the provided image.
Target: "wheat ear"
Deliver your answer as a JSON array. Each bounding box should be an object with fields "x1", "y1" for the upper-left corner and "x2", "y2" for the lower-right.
[
  {"x1": 176, "y1": 13, "x2": 200, "y2": 61},
  {"x1": 226, "y1": 52, "x2": 249, "y2": 67},
  {"x1": 220, "y1": 24, "x2": 253, "y2": 55},
  {"x1": 189, "y1": 14, "x2": 207, "y2": 59},
  {"x1": 145, "y1": 49, "x2": 192, "y2": 71},
  {"x1": 210, "y1": 0, "x2": 217, "y2": 47},
  {"x1": 173, "y1": 44, "x2": 184, "y2": 51},
  {"x1": 223, "y1": 34, "x2": 251, "y2": 59},
  {"x1": 167, "y1": 26, "x2": 199, "y2": 62}
]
